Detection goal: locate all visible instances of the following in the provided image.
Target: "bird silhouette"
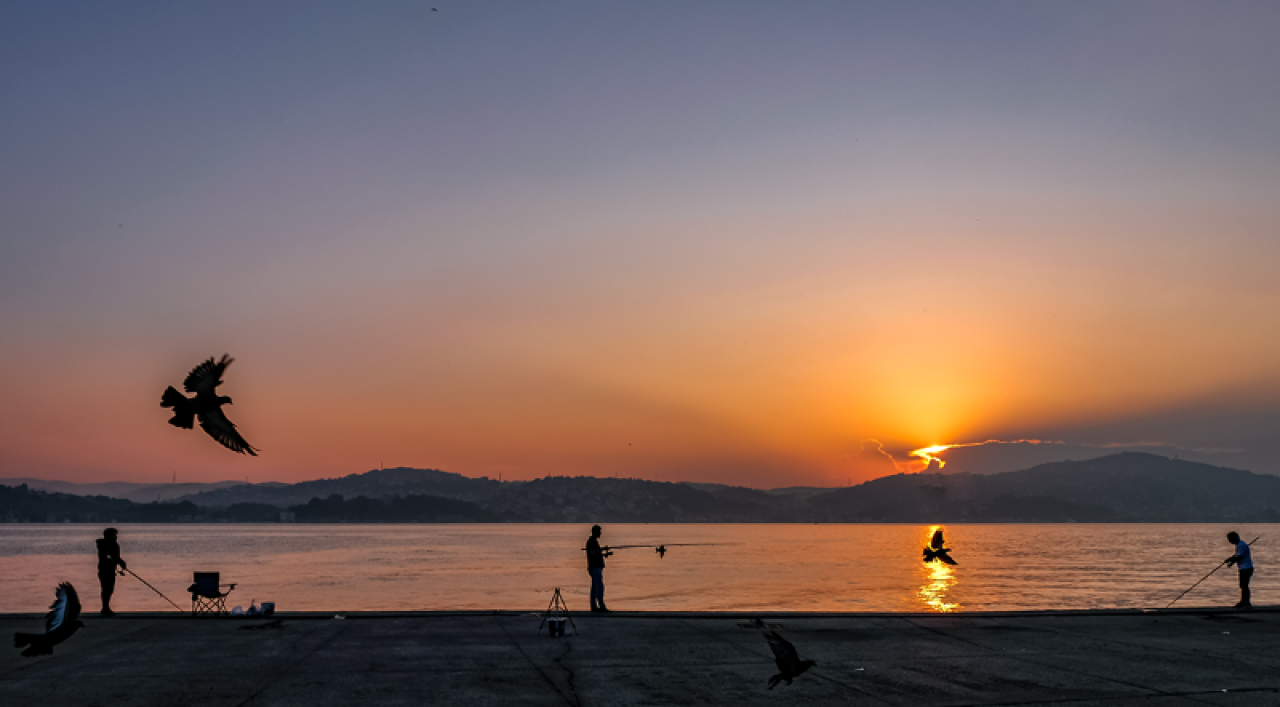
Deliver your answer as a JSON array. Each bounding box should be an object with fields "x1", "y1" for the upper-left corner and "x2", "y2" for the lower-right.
[
  {"x1": 923, "y1": 528, "x2": 957, "y2": 565},
  {"x1": 764, "y1": 630, "x2": 816, "y2": 689},
  {"x1": 161, "y1": 354, "x2": 258, "y2": 455},
  {"x1": 14, "y1": 583, "x2": 83, "y2": 657},
  {"x1": 656, "y1": 545, "x2": 667, "y2": 559}
]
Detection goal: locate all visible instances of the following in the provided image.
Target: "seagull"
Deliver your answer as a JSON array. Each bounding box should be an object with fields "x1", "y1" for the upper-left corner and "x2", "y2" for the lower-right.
[
  {"x1": 655, "y1": 545, "x2": 667, "y2": 559},
  {"x1": 923, "y1": 528, "x2": 957, "y2": 565},
  {"x1": 14, "y1": 583, "x2": 84, "y2": 657},
  {"x1": 764, "y1": 630, "x2": 816, "y2": 689},
  {"x1": 161, "y1": 354, "x2": 258, "y2": 455}
]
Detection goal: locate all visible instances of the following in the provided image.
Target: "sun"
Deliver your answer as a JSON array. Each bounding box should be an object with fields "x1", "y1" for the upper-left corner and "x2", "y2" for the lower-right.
[{"x1": 910, "y1": 444, "x2": 953, "y2": 469}]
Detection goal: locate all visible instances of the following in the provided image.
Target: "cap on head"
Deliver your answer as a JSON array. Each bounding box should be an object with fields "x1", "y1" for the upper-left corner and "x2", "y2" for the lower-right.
[
  {"x1": 104, "y1": 528, "x2": 118, "y2": 538},
  {"x1": 591, "y1": 524, "x2": 602, "y2": 534}
]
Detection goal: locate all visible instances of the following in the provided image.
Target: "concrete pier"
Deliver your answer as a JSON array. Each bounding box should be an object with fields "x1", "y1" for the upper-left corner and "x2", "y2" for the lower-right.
[{"x1": 3, "y1": 608, "x2": 1278, "y2": 706}]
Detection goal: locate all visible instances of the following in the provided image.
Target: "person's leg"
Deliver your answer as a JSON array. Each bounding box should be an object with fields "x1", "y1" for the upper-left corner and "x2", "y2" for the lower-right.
[
  {"x1": 99, "y1": 571, "x2": 116, "y2": 615},
  {"x1": 589, "y1": 568, "x2": 602, "y2": 610},
  {"x1": 1239, "y1": 568, "x2": 1253, "y2": 606},
  {"x1": 597, "y1": 569, "x2": 607, "y2": 610}
]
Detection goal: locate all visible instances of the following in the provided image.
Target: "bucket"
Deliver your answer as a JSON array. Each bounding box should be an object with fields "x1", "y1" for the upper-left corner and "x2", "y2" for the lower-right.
[{"x1": 547, "y1": 618, "x2": 565, "y2": 637}]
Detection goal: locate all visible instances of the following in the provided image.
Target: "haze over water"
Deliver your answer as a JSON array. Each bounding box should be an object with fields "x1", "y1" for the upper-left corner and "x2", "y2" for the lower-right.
[{"x1": 2, "y1": 524, "x2": 1271, "y2": 613}]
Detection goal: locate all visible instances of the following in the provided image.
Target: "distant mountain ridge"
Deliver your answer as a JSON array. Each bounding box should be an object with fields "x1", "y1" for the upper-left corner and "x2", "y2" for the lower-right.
[
  {"x1": 0, "y1": 478, "x2": 252, "y2": 503},
  {"x1": 176, "y1": 467, "x2": 502, "y2": 507},
  {"x1": 806, "y1": 453, "x2": 1280, "y2": 522},
  {"x1": 175, "y1": 454, "x2": 1280, "y2": 522},
  {"x1": 6, "y1": 453, "x2": 1280, "y2": 523}
]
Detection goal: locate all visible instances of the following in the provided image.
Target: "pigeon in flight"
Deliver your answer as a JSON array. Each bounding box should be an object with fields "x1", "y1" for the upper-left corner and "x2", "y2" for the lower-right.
[
  {"x1": 764, "y1": 630, "x2": 816, "y2": 689},
  {"x1": 923, "y1": 528, "x2": 957, "y2": 565},
  {"x1": 14, "y1": 583, "x2": 84, "y2": 657},
  {"x1": 161, "y1": 354, "x2": 258, "y2": 455}
]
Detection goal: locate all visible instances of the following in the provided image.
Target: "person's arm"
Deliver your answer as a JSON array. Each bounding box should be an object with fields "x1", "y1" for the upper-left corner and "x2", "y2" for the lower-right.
[
  {"x1": 109, "y1": 542, "x2": 127, "y2": 570},
  {"x1": 1225, "y1": 544, "x2": 1245, "y2": 566}
]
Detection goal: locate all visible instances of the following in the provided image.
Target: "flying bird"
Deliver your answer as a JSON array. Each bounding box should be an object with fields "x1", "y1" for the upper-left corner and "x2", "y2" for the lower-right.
[
  {"x1": 764, "y1": 630, "x2": 816, "y2": 689},
  {"x1": 14, "y1": 583, "x2": 84, "y2": 657},
  {"x1": 655, "y1": 545, "x2": 667, "y2": 559},
  {"x1": 161, "y1": 354, "x2": 258, "y2": 455},
  {"x1": 923, "y1": 528, "x2": 957, "y2": 565}
]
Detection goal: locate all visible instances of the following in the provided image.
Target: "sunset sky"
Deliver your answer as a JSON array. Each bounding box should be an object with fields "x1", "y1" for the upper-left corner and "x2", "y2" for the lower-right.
[{"x1": 3, "y1": 2, "x2": 1279, "y2": 488}]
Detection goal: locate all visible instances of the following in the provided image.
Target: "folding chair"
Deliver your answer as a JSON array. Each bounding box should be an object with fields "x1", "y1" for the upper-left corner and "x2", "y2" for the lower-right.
[{"x1": 188, "y1": 572, "x2": 236, "y2": 616}]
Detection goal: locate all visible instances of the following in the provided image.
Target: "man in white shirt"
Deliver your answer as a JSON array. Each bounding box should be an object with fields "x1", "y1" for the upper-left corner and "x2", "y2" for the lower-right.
[{"x1": 1224, "y1": 531, "x2": 1253, "y2": 608}]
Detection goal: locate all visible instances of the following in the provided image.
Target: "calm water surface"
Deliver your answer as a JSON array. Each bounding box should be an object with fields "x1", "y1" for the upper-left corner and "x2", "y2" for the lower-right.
[{"x1": 0, "y1": 524, "x2": 1271, "y2": 613}]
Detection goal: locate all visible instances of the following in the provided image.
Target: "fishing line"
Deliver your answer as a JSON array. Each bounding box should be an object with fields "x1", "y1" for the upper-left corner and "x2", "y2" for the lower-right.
[
  {"x1": 579, "y1": 543, "x2": 727, "y2": 551},
  {"x1": 125, "y1": 568, "x2": 186, "y2": 613}
]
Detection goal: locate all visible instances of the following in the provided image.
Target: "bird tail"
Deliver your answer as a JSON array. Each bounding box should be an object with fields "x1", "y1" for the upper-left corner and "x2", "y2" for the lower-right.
[
  {"x1": 14, "y1": 632, "x2": 36, "y2": 648},
  {"x1": 161, "y1": 386, "x2": 185, "y2": 408},
  {"x1": 768, "y1": 674, "x2": 782, "y2": 690},
  {"x1": 161, "y1": 387, "x2": 195, "y2": 428}
]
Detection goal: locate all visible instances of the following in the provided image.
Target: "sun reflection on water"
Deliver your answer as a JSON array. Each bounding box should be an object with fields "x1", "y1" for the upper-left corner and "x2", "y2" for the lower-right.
[{"x1": 918, "y1": 525, "x2": 960, "y2": 612}]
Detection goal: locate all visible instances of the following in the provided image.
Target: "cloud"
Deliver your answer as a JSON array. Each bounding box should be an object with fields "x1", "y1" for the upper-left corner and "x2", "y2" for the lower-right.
[
  {"x1": 845, "y1": 439, "x2": 910, "y2": 480},
  {"x1": 916, "y1": 439, "x2": 1265, "y2": 476}
]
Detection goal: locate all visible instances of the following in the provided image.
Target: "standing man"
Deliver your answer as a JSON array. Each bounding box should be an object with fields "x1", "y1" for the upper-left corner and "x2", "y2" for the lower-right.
[
  {"x1": 96, "y1": 528, "x2": 127, "y2": 616},
  {"x1": 586, "y1": 524, "x2": 612, "y2": 613},
  {"x1": 1224, "y1": 531, "x2": 1253, "y2": 608}
]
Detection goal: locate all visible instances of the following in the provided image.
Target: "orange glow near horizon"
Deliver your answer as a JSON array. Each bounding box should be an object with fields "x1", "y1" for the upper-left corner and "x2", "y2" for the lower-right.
[{"x1": 5, "y1": 4, "x2": 1280, "y2": 489}]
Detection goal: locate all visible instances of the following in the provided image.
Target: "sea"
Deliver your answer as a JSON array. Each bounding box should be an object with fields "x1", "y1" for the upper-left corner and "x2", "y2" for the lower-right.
[{"x1": 0, "y1": 524, "x2": 1272, "y2": 614}]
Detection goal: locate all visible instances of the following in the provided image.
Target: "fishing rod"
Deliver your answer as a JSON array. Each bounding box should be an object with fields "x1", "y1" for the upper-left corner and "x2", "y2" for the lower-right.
[
  {"x1": 124, "y1": 569, "x2": 186, "y2": 613},
  {"x1": 1165, "y1": 536, "x2": 1259, "y2": 609},
  {"x1": 579, "y1": 543, "x2": 726, "y2": 551}
]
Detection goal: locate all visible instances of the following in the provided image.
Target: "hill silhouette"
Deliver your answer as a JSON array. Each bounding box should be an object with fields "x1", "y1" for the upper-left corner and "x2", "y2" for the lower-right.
[
  {"x1": 0, "y1": 478, "x2": 251, "y2": 503},
  {"x1": 177, "y1": 467, "x2": 502, "y2": 508},
  {"x1": 0, "y1": 484, "x2": 202, "y2": 523},
  {"x1": 484, "y1": 476, "x2": 779, "y2": 523},
  {"x1": 806, "y1": 453, "x2": 1280, "y2": 522},
  {"x1": 8, "y1": 453, "x2": 1280, "y2": 523}
]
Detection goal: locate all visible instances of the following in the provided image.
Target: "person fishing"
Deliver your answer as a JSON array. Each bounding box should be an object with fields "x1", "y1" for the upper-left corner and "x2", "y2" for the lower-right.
[
  {"x1": 1224, "y1": 531, "x2": 1253, "y2": 608},
  {"x1": 96, "y1": 528, "x2": 127, "y2": 616},
  {"x1": 586, "y1": 524, "x2": 612, "y2": 613}
]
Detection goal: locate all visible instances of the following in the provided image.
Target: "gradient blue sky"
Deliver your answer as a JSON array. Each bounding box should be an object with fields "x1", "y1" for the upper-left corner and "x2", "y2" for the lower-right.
[{"x1": 3, "y1": 2, "x2": 1279, "y2": 486}]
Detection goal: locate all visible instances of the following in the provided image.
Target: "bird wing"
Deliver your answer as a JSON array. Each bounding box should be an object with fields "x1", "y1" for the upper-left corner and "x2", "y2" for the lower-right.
[
  {"x1": 183, "y1": 354, "x2": 233, "y2": 395},
  {"x1": 65, "y1": 582, "x2": 81, "y2": 624},
  {"x1": 764, "y1": 631, "x2": 800, "y2": 671},
  {"x1": 46, "y1": 583, "x2": 76, "y2": 632},
  {"x1": 931, "y1": 530, "x2": 945, "y2": 550},
  {"x1": 198, "y1": 408, "x2": 259, "y2": 455}
]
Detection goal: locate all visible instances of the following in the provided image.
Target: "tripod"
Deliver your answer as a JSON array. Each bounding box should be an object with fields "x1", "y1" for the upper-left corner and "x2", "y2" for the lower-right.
[{"x1": 538, "y1": 587, "x2": 577, "y2": 636}]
